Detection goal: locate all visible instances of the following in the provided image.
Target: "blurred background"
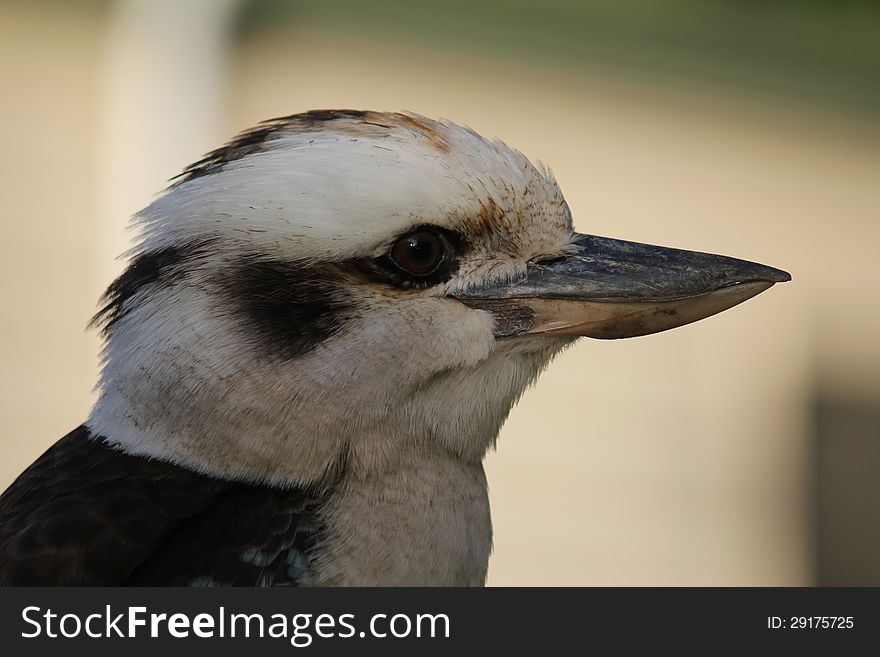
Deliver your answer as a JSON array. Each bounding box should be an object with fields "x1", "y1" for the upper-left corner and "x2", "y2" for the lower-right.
[{"x1": 1, "y1": 0, "x2": 878, "y2": 585}]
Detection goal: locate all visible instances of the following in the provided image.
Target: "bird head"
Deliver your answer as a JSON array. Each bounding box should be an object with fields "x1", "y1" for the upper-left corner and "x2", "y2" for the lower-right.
[{"x1": 87, "y1": 110, "x2": 789, "y2": 485}]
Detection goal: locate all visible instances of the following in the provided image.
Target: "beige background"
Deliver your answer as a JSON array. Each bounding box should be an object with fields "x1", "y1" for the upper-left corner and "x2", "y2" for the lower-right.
[{"x1": 1, "y1": 1, "x2": 878, "y2": 585}]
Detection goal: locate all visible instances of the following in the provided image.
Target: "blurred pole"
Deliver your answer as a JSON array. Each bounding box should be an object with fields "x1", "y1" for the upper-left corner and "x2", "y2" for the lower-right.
[{"x1": 98, "y1": 0, "x2": 242, "y2": 283}]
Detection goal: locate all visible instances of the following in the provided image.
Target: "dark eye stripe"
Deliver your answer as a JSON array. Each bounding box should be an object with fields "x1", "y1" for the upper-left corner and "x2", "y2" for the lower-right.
[{"x1": 224, "y1": 258, "x2": 355, "y2": 361}]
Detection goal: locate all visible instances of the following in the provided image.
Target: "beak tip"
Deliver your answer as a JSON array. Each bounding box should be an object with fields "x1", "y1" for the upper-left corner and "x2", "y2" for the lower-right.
[{"x1": 763, "y1": 266, "x2": 791, "y2": 284}]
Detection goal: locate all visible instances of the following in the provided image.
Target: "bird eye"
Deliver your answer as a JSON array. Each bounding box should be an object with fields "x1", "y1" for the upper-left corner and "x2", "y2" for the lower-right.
[{"x1": 388, "y1": 229, "x2": 446, "y2": 277}]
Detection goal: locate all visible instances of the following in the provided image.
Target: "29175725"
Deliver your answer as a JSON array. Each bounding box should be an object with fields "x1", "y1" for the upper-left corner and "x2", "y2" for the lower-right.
[{"x1": 768, "y1": 617, "x2": 854, "y2": 629}]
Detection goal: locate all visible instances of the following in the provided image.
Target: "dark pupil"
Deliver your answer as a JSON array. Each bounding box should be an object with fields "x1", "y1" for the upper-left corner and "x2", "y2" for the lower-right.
[{"x1": 391, "y1": 231, "x2": 443, "y2": 275}]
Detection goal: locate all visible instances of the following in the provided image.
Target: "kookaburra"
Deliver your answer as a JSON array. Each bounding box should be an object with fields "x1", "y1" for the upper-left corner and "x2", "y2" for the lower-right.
[{"x1": 0, "y1": 110, "x2": 789, "y2": 586}]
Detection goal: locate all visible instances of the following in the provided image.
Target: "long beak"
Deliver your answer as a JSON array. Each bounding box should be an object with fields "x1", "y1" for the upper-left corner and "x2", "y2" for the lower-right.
[{"x1": 453, "y1": 233, "x2": 791, "y2": 339}]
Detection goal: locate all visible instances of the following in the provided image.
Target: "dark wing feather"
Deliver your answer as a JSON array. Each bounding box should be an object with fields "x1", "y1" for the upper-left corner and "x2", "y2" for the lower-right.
[
  {"x1": 0, "y1": 426, "x2": 322, "y2": 586},
  {"x1": 128, "y1": 484, "x2": 321, "y2": 586}
]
